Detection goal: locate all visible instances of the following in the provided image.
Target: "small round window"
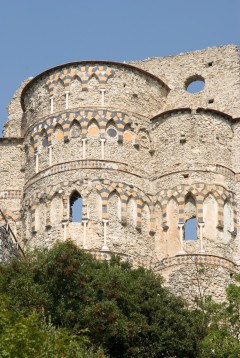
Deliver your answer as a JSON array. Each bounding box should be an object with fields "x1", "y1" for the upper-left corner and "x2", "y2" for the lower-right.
[
  {"x1": 186, "y1": 76, "x2": 205, "y2": 94},
  {"x1": 107, "y1": 128, "x2": 117, "y2": 138}
]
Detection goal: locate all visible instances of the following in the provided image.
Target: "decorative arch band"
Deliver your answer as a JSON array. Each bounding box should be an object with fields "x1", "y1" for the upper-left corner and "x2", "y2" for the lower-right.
[
  {"x1": 46, "y1": 65, "x2": 115, "y2": 96},
  {"x1": 30, "y1": 110, "x2": 131, "y2": 151},
  {"x1": 26, "y1": 181, "x2": 237, "y2": 235}
]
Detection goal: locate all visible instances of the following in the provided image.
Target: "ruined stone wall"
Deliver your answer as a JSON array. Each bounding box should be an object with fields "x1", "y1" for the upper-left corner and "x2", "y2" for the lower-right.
[{"x1": 0, "y1": 45, "x2": 239, "y2": 301}]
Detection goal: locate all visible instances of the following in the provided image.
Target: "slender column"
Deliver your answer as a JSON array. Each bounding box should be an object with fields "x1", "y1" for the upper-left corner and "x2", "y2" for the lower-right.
[
  {"x1": 100, "y1": 89, "x2": 105, "y2": 107},
  {"x1": 35, "y1": 152, "x2": 39, "y2": 173},
  {"x1": 62, "y1": 196, "x2": 68, "y2": 220},
  {"x1": 45, "y1": 202, "x2": 51, "y2": 228},
  {"x1": 62, "y1": 222, "x2": 67, "y2": 241},
  {"x1": 48, "y1": 145, "x2": 52, "y2": 166},
  {"x1": 50, "y1": 96, "x2": 54, "y2": 114},
  {"x1": 100, "y1": 138, "x2": 105, "y2": 160},
  {"x1": 82, "y1": 220, "x2": 88, "y2": 249},
  {"x1": 199, "y1": 222, "x2": 205, "y2": 253},
  {"x1": 178, "y1": 223, "x2": 185, "y2": 254},
  {"x1": 82, "y1": 138, "x2": 87, "y2": 159},
  {"x1": 65, "y1": 91, "x2": 69, "y2": 110},
  {"x1": 101, "y1": 219, "x2": 109, "y2": 251}
]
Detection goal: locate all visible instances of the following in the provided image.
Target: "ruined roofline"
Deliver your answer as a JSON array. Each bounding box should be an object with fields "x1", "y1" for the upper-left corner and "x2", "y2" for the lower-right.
[{"x1": 128, "y1": 44, "x2": 239, "y2": 63}]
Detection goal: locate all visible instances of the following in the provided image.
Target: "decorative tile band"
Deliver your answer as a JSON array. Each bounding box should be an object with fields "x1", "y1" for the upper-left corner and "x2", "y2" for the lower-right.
[
  {"x1": 46, "y1": 65, "x2": 115, "y2": 97},
  {"x1": 30, "y1": 109, "x2": 131, "y2": 150}
]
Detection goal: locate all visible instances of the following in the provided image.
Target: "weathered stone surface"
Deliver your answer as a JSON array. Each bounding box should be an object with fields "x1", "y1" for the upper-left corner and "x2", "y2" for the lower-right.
[{"x1": 1, "y1": 45, "x2": 240, "y2": 301}]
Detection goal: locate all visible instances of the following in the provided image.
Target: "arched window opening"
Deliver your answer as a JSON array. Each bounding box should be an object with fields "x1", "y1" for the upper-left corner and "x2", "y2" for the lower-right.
[
  {"x1": 87, "y1": 120, "x2": 100, "y2": 137},
  {"x1": 106, "y1": 120, "x2": 118, "y2": 140},
  {"x1": 184, "y1": 217, "x2": 197, "y2": 241},
  {"x1": 70, "y1": 120, "x2": 81, "y2": 138},
  {"x1": 69, "y1": 191, "x2": 82, "y2": 222}
]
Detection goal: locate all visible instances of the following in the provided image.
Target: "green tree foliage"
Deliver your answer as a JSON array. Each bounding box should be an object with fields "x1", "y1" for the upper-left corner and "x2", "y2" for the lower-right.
[
  {"x1": 0, "y1": 293, "x2": 103, "y2": 358},
  {"x1": 0, "y1": 241, "x2": 201, "y2": 357},
  {"x1": 200, "y1": 276, "x2": 240, "y2": 357}
]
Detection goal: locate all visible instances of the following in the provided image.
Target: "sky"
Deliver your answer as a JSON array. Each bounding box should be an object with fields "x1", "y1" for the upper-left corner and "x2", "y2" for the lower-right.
[{"x1": 0, "y1": 0, "x2": 239, "y2": 133}]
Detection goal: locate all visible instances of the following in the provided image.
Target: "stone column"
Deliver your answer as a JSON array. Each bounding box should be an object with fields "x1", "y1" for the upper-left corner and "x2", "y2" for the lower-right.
[
  {"x1": 178, "y1": 223, "x2": 185, "y2": 254},
  {"x1": 82, "y1": 138, "x2": 87, "y2": 159},
  {"x1": 101, "y1": 219, "x2": 109, "y2": 251},
  {"x1": 62, "y1": 221, "x2": 68, "y2": 241},
  {"x1": 48, "y1": 145, "x2": 52, "y2": 166},
  {"x1": 45, "y1": 202, "x2": 51, "y2": 228},
  {"x1": 100, "y1": 138, "x2": 105, "y2": 160},
  {"x1": 50, "y1": 96, "x2": 54, "y2": 114},
  {"x1": 82, "y1": 219, "x2": 88, "y2": 249},
  {"x1": 100, "y1": 89, "x2": 105, "y2": 106},
  {"x1": 65, "y1": 91, "x2": 69, "y2": 110},
  {"x1": 35, "y1": 152, "x2": 39, "y2": 173},
  {"x1": 199, "y1": 222, "x2": 205, "y2": 253}
]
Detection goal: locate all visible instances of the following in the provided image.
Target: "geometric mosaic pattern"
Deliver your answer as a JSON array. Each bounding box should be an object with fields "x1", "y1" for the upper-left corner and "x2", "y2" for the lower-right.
[
  {"x1": 30, "y1": 109, "x2": 131, "y2": 151},
  {"x1": 46, "y1": 65, "x2": 115, "y2": 97}
]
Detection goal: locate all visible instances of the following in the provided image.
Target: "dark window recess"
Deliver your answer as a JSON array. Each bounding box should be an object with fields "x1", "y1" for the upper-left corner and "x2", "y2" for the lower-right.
[
  {"x1": 184, "y1": 217, "x2": 197, "y2": 240},
  {"x1": 186, "y1": 80, "x2": 205, "y2": 93},
  {"x1": 107, "y1": 128, "x2": 117, "y2": 137},
  {"x1": 70, "y1": 191, "x2": 82, "y2": 222},
  {"x1": 208, "y1": 62, "x2": 213, "y2": 67},
  {"x1": 208, "y1": 99, "x2": 214, "y2": 104},
  {"x1": 180, "y1": 134, "x2": 186, "y2": 143}
]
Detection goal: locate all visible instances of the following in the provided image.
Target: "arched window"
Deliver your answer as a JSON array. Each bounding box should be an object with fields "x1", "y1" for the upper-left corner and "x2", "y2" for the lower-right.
[
  {"x1": 69, "y1": 191, "x2": 82, "y2": 222},
  {"x1": 184, "y1": 217, "x2": 197, "y2": 241},
  {"x1": 184, "y1": 194, "x2": 197, "y2": 241}
]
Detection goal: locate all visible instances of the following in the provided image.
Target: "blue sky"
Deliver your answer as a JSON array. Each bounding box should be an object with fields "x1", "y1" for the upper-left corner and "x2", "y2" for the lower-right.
[{"x1": 0, "y1": 0, "x2": 239, "y2": 133}]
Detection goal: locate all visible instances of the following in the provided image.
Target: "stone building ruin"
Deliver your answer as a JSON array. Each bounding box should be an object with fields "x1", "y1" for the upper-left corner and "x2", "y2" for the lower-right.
[{"x1": 1, "y1": 45, "x2": 240, "y2": 301}]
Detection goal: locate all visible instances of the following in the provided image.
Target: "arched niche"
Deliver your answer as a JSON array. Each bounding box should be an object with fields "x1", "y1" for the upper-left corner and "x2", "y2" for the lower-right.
[
  {"x1": 127, "y1": 196, "x2": 137, "y2": 228},
  {"x1": 123, "y1": 124, "x2": 134, "y2": 144},
  {"x1": 87, "y1": 119, "x2": 101, "y2": 159},
  {"x1": 167, "y1": 197, "x2": 179, "y2": 256},
  {"x1": 53, "y1": 81, "x2": 65, "y2": 112},
  {"x1": 70, "y1": 119, "x2": 81, "y2": 138},
  {"x1": 50, "y1": 195, "x2": 63, "y2": 224},
  {"x1": 106, "y1": 120, "x2": 118, "y2": 141},
  {"x1": 154, "y1": 202, "x2": 165, "y2": 259},
  {"x1": 52, "y1": 124, "x2": 64, "y2": 164},
  {"x1": 138, "y1": 129, "x2": 151, "y2": 150},
  {"x1": 35, "y1": 202, "x2": 46, "y2": 232},
  {"x1": 224, "y1": 200, "x2": 234, "y2": 241},
  {"x1": 87, "y1": 190, "x2": 102, "y2": 249},
  {"x1": 87, "y1": 190, "x2": 102, "y2": 222},
  {"x1": 53, "y1": 123, "x2": 64, "y2": 143},
  {"x1": 107, "y1": 191, "x2": 122, "y2": 250},
  {"x1": 87, "y1": 119, "x2": 100, "y2": 138},
  {"x1": 203, "y1": 194, "x2": 217, "y2": 240},
  {"x1": 108, "y1": 191, "x2": 121, "y2": 221},
  {"x1": 141, "y1": 203, "x2": 150, "y2": 235},
  {"x1": 30, "y1": 136, "x2": 35, "y2": 155}
]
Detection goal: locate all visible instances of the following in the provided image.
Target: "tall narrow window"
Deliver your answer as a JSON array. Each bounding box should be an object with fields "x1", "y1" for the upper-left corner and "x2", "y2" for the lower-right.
[
  {"x1": 184, "y1": 217, "x2": 197, "y2": 241},
  {"x1": 70, "y1": 191, "x2": 82, "y2": 222}
]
